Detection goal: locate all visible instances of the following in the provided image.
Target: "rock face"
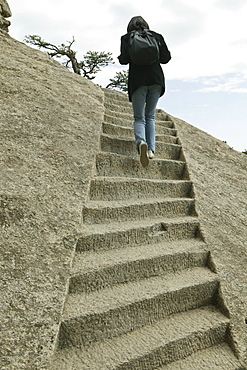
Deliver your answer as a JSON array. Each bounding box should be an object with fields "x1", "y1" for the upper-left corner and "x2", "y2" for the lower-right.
[
  {"x1": 0, "y1": 32, "x2": 104, "y2": 369},
  {"x1": 0, "y1": 0, "x2": 11, "y2": 32},
  {"x1": 1, "y1": 31, "x2": 247, "y2": 369}
]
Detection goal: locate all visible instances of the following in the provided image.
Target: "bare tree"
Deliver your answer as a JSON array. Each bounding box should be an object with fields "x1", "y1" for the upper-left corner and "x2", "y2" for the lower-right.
[{"x1": 24, "y1": 35, "x2": 114, "y2": 80}]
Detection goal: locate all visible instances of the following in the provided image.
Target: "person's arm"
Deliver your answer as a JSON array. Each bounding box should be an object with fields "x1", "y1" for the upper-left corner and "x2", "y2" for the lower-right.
[
  {"x1": 159, "y1": 34, "x2": 171, "y2": 64},
  {"x1": 118, "y1": 36, "x2": 131, "y2": 65}
]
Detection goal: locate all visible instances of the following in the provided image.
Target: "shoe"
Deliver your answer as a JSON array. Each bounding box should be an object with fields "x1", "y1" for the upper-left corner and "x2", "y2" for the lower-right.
[
  {"x1": 148, "y1": 150, "x2": 155, "y2": 159},
  {"x1": 139, "y1": 141, "x2": 149, "y2": 168}
]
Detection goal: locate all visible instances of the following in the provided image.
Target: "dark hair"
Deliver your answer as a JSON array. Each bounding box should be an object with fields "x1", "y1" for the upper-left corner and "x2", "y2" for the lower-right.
[{"x1": 127, "y1": 16, "x2": 149, "y2": 33}]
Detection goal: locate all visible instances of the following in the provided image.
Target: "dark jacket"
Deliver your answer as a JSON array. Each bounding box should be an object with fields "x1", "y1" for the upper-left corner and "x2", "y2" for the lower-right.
[{"x1": 118, "y1": 30, "x2": 171, "y2": 101}]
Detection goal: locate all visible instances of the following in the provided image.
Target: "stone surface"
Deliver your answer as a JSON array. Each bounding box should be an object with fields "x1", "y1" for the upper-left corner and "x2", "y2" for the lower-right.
[
  {"x1": 0, "y1": 33, "x2": 104, "y2": 369},
  {"x1": 0, "y1": 0, "x2": 11, "y2": 32},
  {"x1": 51, "y1": 307, "x2": 231, "y2": 370},
  {"x1": 1, "y1": 30, "x2": 247, "y2": 369},
  {"x1": 173, "y1": 115, "x2": 247, "y2": 365}
]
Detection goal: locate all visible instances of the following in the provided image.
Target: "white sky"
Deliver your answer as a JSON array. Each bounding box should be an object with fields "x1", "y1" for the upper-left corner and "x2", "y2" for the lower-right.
[{"x1": 7, "y1": 0, "x2": 247, "y2": 151}]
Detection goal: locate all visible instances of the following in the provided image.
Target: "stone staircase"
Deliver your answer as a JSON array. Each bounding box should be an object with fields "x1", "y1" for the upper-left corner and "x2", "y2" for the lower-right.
[{"x1": 50, "y1": 89, "x2": 242, "y2": 369}]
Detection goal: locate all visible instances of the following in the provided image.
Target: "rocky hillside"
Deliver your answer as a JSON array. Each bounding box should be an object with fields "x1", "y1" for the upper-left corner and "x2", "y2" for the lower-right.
[
  {"x1": 1, "y1": 30, "x2": 247, "y2": 369},
  {"x1": 0, "y1": 31, "x2": 104, "y2": 369}
]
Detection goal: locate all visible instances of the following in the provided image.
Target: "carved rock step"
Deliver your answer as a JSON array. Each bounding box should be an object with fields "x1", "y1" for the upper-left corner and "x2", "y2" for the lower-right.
[
  {"x1": 76, "y1": 216, "x2": 201, "y2": 252},
  {"x1": 100, "y1": 134, "x2": 182, "y2": 159},
  {"x1": 103, "y1": 113, "x2": 132, "y2": 127},
  {"x1": 104, "y1": 112, "x2": 174, "y2": 128},
  {"x1": 104, "y1": 100, "x2": 133, "y2": 114},
  {"x1": 83, "y1": 197, "x2": 196, "y2": 224},
  {"x1": 156, "y1": 110, "x2": 171, "y2": 121},
  {"x1": 88, "y1": 177, "x2": 193, "y2": 201},
  {"x1": 102, "y1": 122, "x2": 178, "y2": 144},
  {"x1": 104, "y1": 100, "x2": 173, "y2": 123},
  {"x1": 103, "y1": 89, "x2": 173, "y2": 118},
  {"x1": 58, "y1": 268, "x2": 219, "y2": 348},
  {"x1": 52, "y1": 306, "x2": 229, "y2": 369},
  {"x1": 104, "y1": 110, "x2": 136, "y2": 123},
  {"x1": 104, "y1": 100, "x2": 171, "y2": 119},
  {"x1": 155, "y1": 134, "x2": 178, "y2": 143},
  {"x1": 157, "y1": 343, "x2": 241, "y2": 370},
  {"x1": 96, "y1": 152, "x2": 188, "y2": 180},
  {"x1": 69, "y1": 239, "x2": 209, "y2": 293},
  {"x1": 104, "y1": 98, "x2": 171, "y2": 114},
  {"x1": 103, "y1": 89, "x2": 130, "y2": 104}
]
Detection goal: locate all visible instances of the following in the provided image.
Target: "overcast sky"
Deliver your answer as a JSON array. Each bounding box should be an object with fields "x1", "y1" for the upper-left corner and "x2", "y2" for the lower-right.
[{"x1": 8, "y1": 0, "x2": 247, "y2": 151}]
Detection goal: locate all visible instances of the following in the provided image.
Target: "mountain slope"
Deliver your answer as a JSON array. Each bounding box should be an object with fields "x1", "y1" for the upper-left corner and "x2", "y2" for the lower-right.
[{"x1": 1, "y1": 31, "x2": 246, "y2": 369}]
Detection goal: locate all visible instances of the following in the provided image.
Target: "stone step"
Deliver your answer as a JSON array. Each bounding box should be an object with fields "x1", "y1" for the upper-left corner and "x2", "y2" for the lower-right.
[
  {"x1": 83, "y1": 197, "x2": 196, "y2": 224},
  {"x1": 103, "y1": 89, "x2": 173, "y2": 121},
  {"x1": 104, "y1": 100, "x2": 132, "y2": 114},
  {"x1": 155, "y1": 119, "x2": 175, "y2": 127},
  {"x1": 104, "y1": 100, "x2": 172, "y2": 124},
  {"x1": 104, "y1": 109, "x2": 134, "y2": 123},
  {"x1": 104, "y1": 112, "x2": 174, "y2": 128},
  {"x1": 95, "y1": 152, "x2": 188, "y2": 180},
  {"x1": 69, "y1": 239, "x2": 209, "y2": 293},
  {"x1": 104, "y1": 112, "x2": 132, "y2": 127},
  {"x1": 58, "y1": 268, "x2": 219, "y2": 348},
  {"x1": 102, "y1": 121, "x2": 134, "y2": 138},
  {"x1": 103, "y1": 88, "x2": 130, "y2": 103},
  {"x1": 156, "y1": 342, "x2": 241, "y2": 369},
  {"x1": 103, "y1": 93, "x2": 171, "y2": 112},
  {"x1": 102, "y1": 121, "x2": 178, "y2": 140},
  {"x1": 156, "y1": 134, "x2": 178, "y2": 144},
  {"x1": 52, "y1": 306, "x2": 230, "y2": 369},
  {"x1": 100, "y1": 134, "x2": 182, "y2": 160},
  {"x1": 76, "y1": 216, "x2": 201, "y2": 252},
  {"x1": 156, "y1": 109, "x2": 172, "y2": 122},
  {"x1": 88, "y1": 177, "x2": 193, "y2": 201}
]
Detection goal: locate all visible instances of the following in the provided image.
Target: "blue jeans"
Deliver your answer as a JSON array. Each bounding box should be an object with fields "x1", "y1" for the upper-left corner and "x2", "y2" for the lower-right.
[{"x1": 132, "y1": 85, "x2": 162, "y2": 153}]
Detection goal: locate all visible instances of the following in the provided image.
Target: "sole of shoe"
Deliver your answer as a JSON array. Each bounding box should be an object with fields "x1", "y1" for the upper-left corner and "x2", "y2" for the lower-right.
[{"x1": 139, "y1": 141, "x2": 149, "y2": 168}]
